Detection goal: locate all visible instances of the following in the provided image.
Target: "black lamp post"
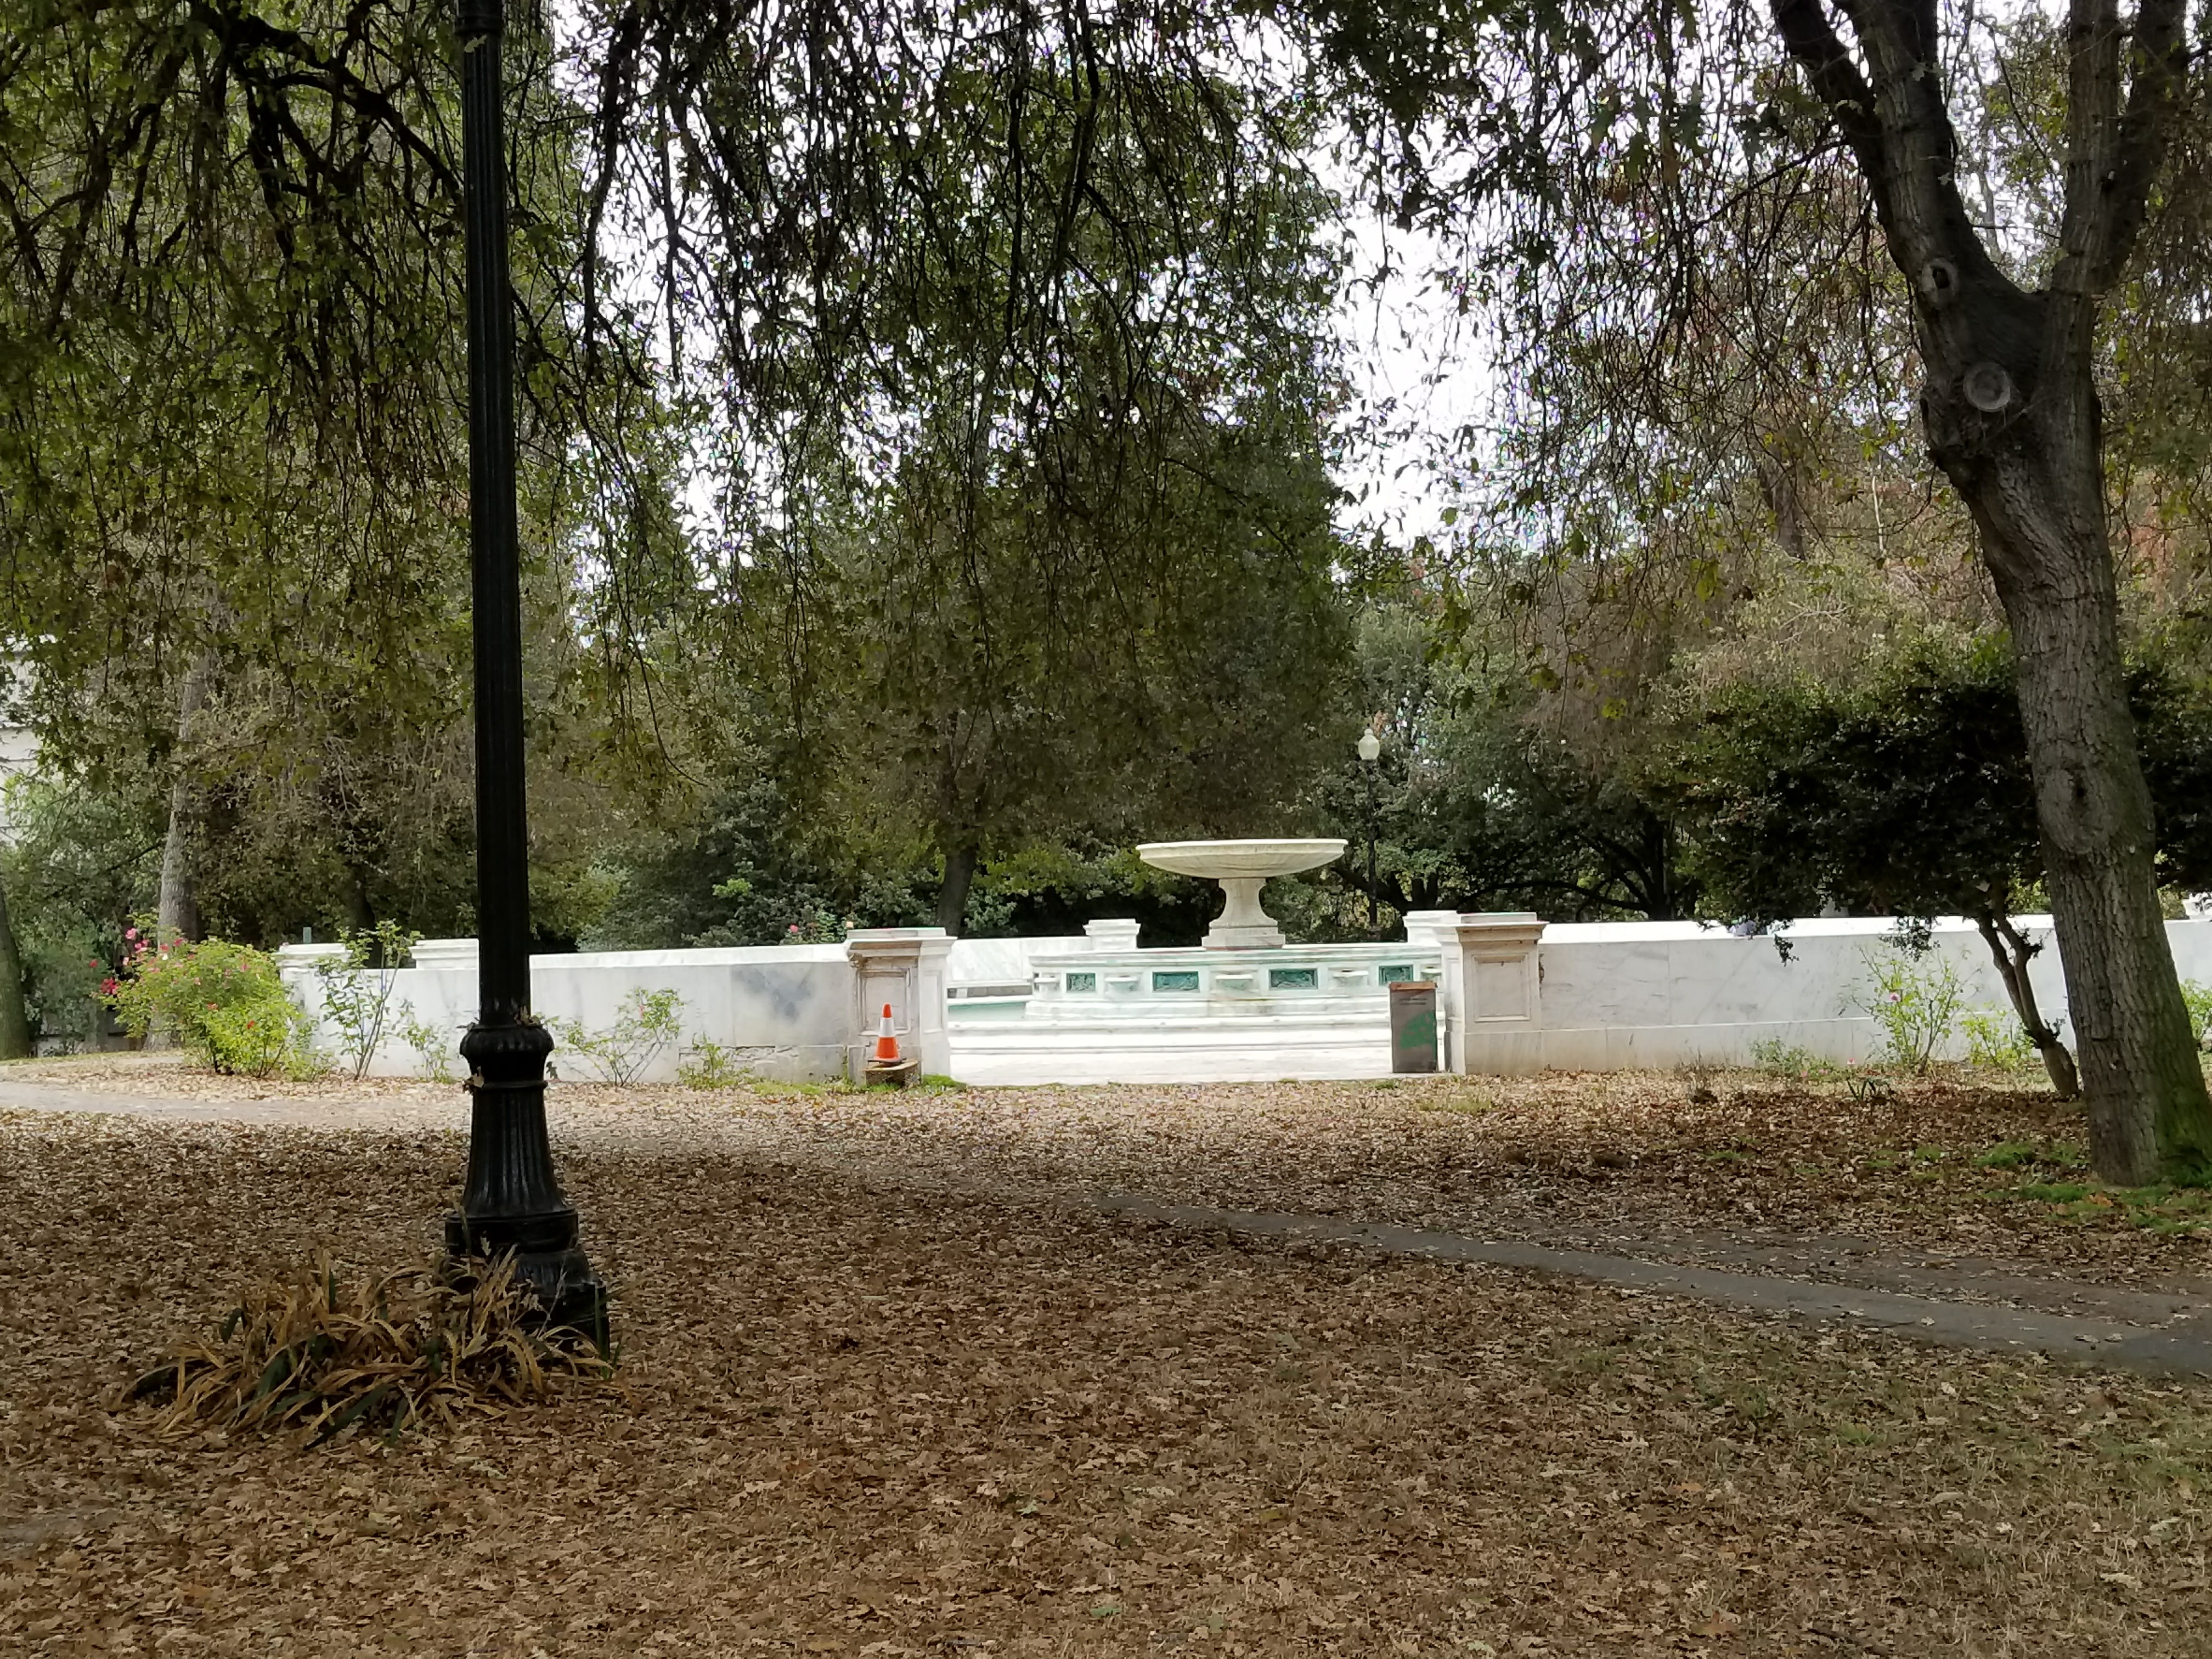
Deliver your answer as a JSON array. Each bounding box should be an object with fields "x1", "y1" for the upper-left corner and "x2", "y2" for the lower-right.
[
  {"x1": 1356, "y1": 725, "x2": 1381, "y2": 937},
  {"x1": 444, "y1": 0, "x2": 606, "y2": 1344}
]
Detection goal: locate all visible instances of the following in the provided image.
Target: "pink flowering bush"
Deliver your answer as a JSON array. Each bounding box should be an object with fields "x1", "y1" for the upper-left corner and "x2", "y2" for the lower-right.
[{"x1": 103, "y1": 933, "x2": 314, "y2": 1077}]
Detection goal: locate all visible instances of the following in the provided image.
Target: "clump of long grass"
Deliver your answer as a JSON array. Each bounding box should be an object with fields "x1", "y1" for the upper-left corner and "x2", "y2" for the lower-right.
[{"x1": 128, "y1": 1258, "x2": 615, "y2": 1444}]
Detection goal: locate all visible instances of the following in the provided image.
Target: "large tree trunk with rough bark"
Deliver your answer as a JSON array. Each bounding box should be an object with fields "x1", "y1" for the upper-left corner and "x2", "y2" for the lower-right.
[
  {"x1": 155, "y1": 647, "x2": 217, "y2": 945},
  {"x1": 1937, "y1": 380, "x2": 2208, "y2": 1180},
  {"x1": 936, "y1": 838, "x2": 978, "y2": 935},
  {"x1": 1771, "y1": 0, "x2": 2212, "y2": 1182},
  {"x1": 154, "y1": 789, "x2": 199, "y2": 944},
  {"x1": 0, "y1": 873, "x2": 33, "y2": 1059}
]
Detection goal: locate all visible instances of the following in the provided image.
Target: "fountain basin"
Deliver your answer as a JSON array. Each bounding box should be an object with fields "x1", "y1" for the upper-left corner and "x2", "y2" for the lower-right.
[{"x1": 1136, "y1": 837, "x2": 1347, "y2": 949}]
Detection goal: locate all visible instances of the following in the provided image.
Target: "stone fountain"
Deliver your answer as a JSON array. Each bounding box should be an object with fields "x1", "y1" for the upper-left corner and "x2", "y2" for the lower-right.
[
  {"x1": 1136, "y1": 838, "x2": 1347, "y2": 949},
  {"x1": 941, "y1": 839, "x2": 1446, "y2": 1082}
]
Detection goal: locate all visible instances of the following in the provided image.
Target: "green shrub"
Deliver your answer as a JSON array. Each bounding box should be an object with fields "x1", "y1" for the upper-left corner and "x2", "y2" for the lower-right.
[
  {"x1": 550, "y1": 988, "x2": 684, "y2": 1085},
  {"x1": 105, "y1": 934, "x2": 315, "y2": 1076},
  {"x1": 24, "y1": 929, "x2": 109, "y2": 1053},
  {"x1": 1850, "y1": 946, "x2": 1965, "y2": 1073},
  {"x1": 674, "y1": 1040, "x2": 759, "y2": 1088},
  {"x1": 203, "y1": 1000, "x2": 319, "y2": 1079},
  {"x1": 2181, "y1": 980, "x2": 2212, "y2": 1048},
  {"x1": 396, "y1": 1004, "x2": 456, "y2": 1083},
  {"x1": 766, "y1": 903, "x2": 846, "y2": 946},
  {"x1": 1959, "y1": 1008, "x2": 2036, "y2": 1071},
  {"x1": 313, "y1": 922, "x2": 419, "y2": 1080},
  {"x1": 1747, "y1": 1039, "x2": 1845, "y2": 1080}
]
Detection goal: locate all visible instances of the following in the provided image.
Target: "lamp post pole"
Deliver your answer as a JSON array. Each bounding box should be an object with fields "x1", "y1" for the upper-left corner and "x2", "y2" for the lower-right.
[
  {"x1": 446, "y1": 0, "x2": 605, "y2": 1342},
  {"x1": 1365, "y1": 771, "x2": 1376, "y2": 934},
  {"x1": 1357, "y1": 726, "x2": 1381, "y2": 938}
]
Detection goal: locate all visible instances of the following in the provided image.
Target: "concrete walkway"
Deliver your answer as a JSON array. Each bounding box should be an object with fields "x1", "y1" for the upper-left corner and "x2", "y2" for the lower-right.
[{"x1": 7, "y1": 1080, "x2": 2211, "y2": 1376}]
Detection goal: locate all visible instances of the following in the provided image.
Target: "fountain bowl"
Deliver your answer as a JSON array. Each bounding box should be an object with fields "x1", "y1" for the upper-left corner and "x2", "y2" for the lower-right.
[
  {"x1": 1136, "y1": 838, "x2": 1348, "y2": 947},
  {"x1": 1135, "y1": 838, "x2": 1347, "y2": 881}
]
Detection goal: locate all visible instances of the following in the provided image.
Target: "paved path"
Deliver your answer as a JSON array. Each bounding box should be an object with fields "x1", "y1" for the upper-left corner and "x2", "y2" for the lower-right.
[
  {"x1": 1092, "y1": 1195, "x2": 2212, "y2": 1376},
  {"x1": 8, "y1": 1081, "x2": 2211, "y2": 1376}
]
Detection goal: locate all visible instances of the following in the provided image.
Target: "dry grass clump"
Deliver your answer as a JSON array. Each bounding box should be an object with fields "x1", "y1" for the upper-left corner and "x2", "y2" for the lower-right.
[{"x1": 127, "y1": 1256, "x2": 616, "y2": 1444}]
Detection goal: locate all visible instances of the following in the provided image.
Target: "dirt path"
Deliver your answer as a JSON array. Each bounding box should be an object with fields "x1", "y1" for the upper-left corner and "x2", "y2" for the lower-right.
[{"x1": 7, "y1": 1074, "x2": 2210, "y2": 1374}]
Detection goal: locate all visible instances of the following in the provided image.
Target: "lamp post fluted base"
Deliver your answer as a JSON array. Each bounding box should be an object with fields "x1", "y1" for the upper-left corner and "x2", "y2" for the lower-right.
[{"x1": 444, "y1": 1018, "x2": 607, "y2": 1349}]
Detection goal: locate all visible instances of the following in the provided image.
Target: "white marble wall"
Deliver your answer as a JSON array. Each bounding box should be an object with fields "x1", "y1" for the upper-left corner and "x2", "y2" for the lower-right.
[
  {"x1": 1515, "y1": 915, "x2": 2212, "y2": 1069},
  {"x1": 282, "y1": 916, "x2": 2212, "y2": 1087},
  {"x1": 944, "y1": 935, "x2": 1086, "y2": 994},
  {"x1": 283, "y1": 943, "x2": 855, "y2": 1083},
  {"x1": 949, "y1": 916, "x2": 2212, "y2": 1083}
]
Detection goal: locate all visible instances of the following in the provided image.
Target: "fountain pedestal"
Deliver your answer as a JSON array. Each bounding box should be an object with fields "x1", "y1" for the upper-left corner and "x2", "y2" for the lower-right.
[{"x1": 1205, "y1": 876, "x2": 1288, "y2": 948}]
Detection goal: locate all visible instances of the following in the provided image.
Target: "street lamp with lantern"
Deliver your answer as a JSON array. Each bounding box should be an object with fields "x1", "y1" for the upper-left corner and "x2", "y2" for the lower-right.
[
  {"x1": 1356, "y1": 725, "x2": 1381, "y2": 936},
  {"x1": 445, "y1": 0, "x2": 606, "y2": 1344}
]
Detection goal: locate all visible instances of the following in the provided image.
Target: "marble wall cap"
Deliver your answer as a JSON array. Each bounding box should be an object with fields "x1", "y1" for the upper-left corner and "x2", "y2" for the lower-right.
[
  {"x1": 410, "y1": 938, "x2": 481, "y2": 969},
  {"x1": 274, "y1": 943, "x2": 348, "y2": 964},
  {"x1": 1444, "y1": 913, "x2": 1547, "y2": 951}
]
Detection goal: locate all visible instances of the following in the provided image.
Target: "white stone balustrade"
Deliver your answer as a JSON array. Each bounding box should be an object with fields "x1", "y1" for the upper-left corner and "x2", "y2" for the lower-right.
[
  {"x1": 276, "y1": 911, "x2": 2212, "y2": 1088},
  {"x1": 1083, "y1": 918, "x2": 1142, "y2": 952}
]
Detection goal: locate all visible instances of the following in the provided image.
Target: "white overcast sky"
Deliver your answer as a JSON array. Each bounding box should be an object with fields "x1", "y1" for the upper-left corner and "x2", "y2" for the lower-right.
[{"x1": 1330, "y1": 204, "x2": 1493, "y2": 546}]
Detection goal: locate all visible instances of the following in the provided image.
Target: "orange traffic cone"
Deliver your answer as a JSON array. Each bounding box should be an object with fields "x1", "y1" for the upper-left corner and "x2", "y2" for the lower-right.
[{"x1": 864, "y1": 1003, "x2": 916, "y2": 1087}]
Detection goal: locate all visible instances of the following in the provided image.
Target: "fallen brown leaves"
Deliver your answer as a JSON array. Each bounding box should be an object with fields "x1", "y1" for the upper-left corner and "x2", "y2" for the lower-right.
[
  {"x1": 2, "y1": 1093, "x2": 2211, "y2": 1656},
  {"x1": 12, "y1": 1054, "x2": 2209, "y2": 1310},
  {"x1": 573, "y1": 1067, "x2": 2212, "y2": 1293}
]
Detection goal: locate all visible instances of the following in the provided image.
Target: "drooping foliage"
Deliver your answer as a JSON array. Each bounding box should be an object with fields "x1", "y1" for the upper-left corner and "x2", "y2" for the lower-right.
[{"x1": 0, "y1": 0, "x2": 662, "y2": 967}]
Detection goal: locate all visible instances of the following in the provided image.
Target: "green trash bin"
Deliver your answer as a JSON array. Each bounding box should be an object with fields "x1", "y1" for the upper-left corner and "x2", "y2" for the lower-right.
[{"x1": 1390, "y1": 980, "x2": 1438, "y2": 1074}]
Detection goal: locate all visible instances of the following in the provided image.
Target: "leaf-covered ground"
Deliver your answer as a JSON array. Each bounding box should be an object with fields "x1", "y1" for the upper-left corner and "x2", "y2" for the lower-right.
[
  {"x1": 3, "y1": 1062, "x2": 2211, "y2": 1654},
  {"x1": 13, "y1": 1054, "x2": 2207, "y2": 1292}
]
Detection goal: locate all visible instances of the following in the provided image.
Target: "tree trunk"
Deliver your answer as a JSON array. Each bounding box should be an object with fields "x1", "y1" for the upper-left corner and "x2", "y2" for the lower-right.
[
  {"x1": 1930, "y1": 364, "x2": 2211, "y2": 1183},
  {"x1": 1765, "y1": 0, "x2": 2208, "y2": 1181},
  {"x1": 936, "y1": 839, "x2": 978, "y2": 935},
  {"x1": 0, "y1": 873, "x2": 33, "y2": 1059},
  {"x1": 1973, "y1": 912, "x2": 2080, "y2": 1100},
  {"x1": 342, "y1": 866, "x2": 374, "y2": 932},
  {"x1": 154, "y1": 793, "x2": 198, "y2": 944},
  {"x1": 155, "y1": 647, "x2": 216, "y2": 945},
  {"x1": 1643, "y1": 817, "x2": 1683, "y2": 921}
]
